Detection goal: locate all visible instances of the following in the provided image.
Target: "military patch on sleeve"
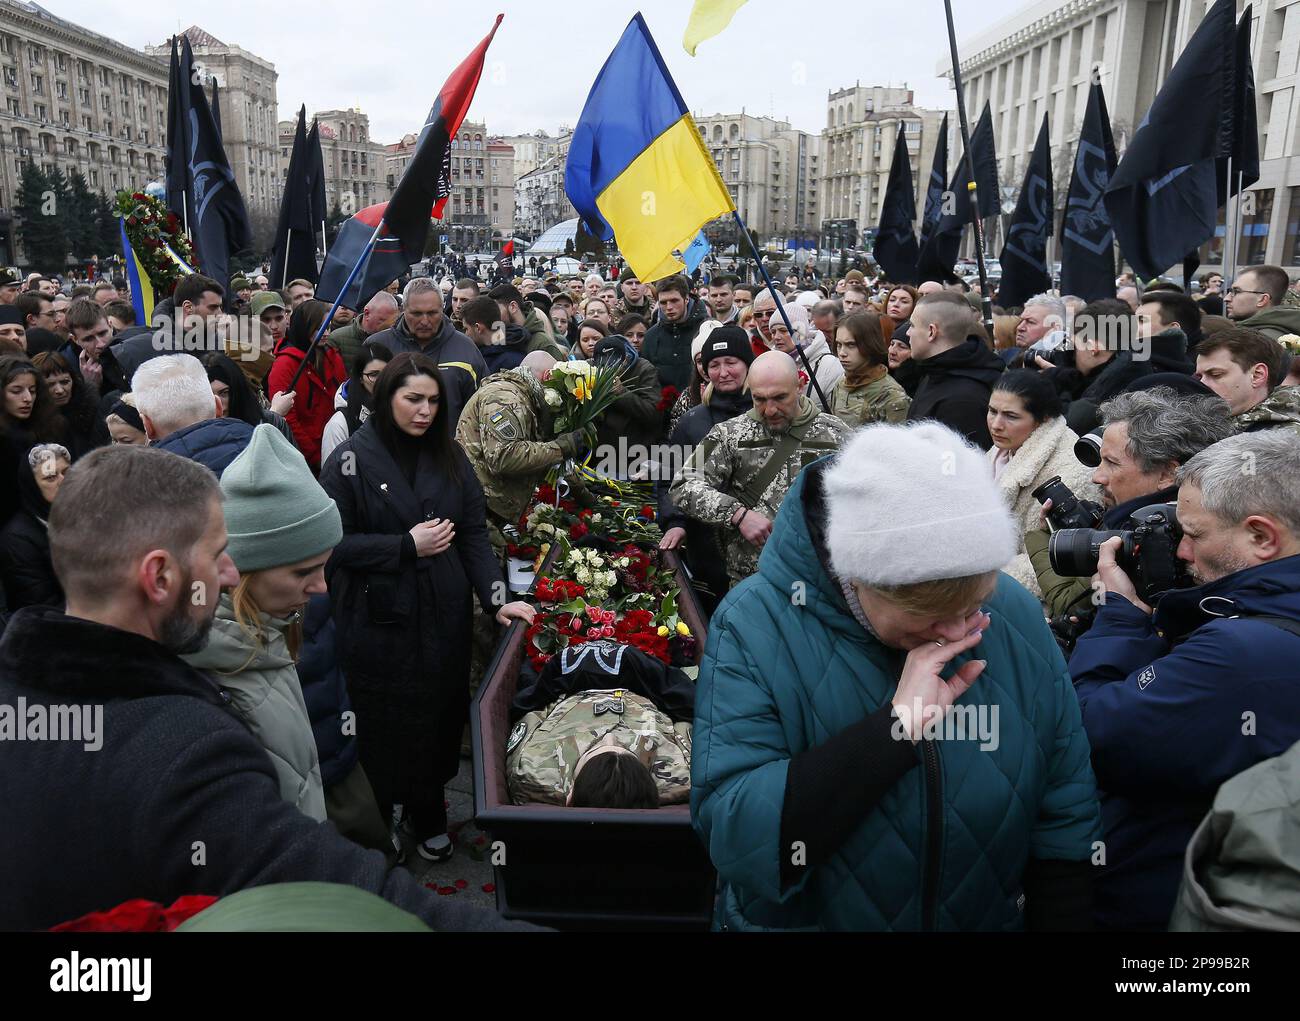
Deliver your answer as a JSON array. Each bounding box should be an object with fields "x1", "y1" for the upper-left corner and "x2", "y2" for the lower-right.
[
  {"x1": 488, "y1": 410, "x2": 519, "y2": 440},
  {"x1": 506, "y1": 720, "x2": 529, "y2": 754}
]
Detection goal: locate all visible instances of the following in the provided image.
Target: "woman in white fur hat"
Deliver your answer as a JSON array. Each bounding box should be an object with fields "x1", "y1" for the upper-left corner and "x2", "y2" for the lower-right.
[{"x1": 691, "y1": 420, "x2": 1101, "y2": 931}]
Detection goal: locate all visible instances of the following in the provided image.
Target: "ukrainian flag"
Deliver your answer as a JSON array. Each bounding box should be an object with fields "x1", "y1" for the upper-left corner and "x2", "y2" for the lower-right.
[
  {"x1": 565, "y1": 14, "x2": 735, "y2": 283},
  {"x1": 119, "y1": 217, "x2": 155, "y2": 326}
]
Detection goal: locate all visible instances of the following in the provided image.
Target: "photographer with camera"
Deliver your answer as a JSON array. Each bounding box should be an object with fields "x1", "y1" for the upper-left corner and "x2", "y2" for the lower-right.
[
  {"x1": 1068, "y1": 429, "x2": 1300, "y2": 931},
  {"x1": 1024, "y1": 388, "x2": 1233, "y2": 628}
]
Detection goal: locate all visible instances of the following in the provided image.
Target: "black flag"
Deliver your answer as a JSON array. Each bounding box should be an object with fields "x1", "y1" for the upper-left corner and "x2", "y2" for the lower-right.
[
  {"x1": 1104, "y1": 0, "x2": 1237, "y2": 280},
  {"x1": 270, "y1": 106, "x2": 319, "y2": 287},
  {"x1": 306, "y1": 120, "x2": 328, "y2": 238},
  {"x1": 165, "y1": 35, "x2": 252, "y2": 297},
  {"x1": 873, "y1": 127, "x2": 919, "y2": 284},
  {"x1": 210, "y1": 77, "x2": 222, "y2": 141},
  {"x1": 917, "y1": 104, "x2": 997, "y2": 283},
  {"x1": 1218, "y1": 6, "x2": 1260, "y2": 206},
  {"x1": 163, "y1": 38, "x2": 187, "y2": 224},
  {"x1": 1060, "y1": 82, "x2": 1118, "y2": 301},
  {"x1": 999, "y1": 115, "x2": 1054, "y2": 308},
  {"x1": 918, "y1": 113, "x2": 948, "y2": 253}
]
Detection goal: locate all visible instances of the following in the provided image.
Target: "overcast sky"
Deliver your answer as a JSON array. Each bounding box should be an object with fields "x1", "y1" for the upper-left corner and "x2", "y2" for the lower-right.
[{"x1": 43, "y1": 0, "x2": 1029, "y2": 142}]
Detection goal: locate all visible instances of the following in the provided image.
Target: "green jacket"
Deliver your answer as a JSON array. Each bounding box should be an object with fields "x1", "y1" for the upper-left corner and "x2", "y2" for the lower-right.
[
  {"x1": 326, "y1": 320, "x2": 369, "y2": 368},
  {"x1": 669, "y1": 396, "x2": 853, "y2": 584},
  {"x1": 1234, "y1": 384, "x2": 1300, "y2": 439},
  {"x1": 828, "y1": 369, "x2": 910, "y2": 428},
  {"x1": 183, "y1": 595, "x2": 327, "y2": 821},
  {"x1": 455, "y1": 370, "x2": 564, "y2": 526},
  {"x1": 522, "y1": 304, "x2": 567, "y2": 361},
  {"x1": 1240, "y1": 306, "x2": 1300, "y2": 342},
  {"x1": 1170, "y1": 737, "x2": 1300, "y2": 931}
]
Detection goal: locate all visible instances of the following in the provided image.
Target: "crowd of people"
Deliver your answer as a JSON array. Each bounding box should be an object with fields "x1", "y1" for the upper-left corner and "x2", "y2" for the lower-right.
[{"x1": 1, "y1": 249, "x2": 1299, "y2": 932}]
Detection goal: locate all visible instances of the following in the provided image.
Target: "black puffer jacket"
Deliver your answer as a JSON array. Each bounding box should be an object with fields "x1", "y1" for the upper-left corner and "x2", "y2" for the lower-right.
[
  {"x1": 0, "y1": 463, "x2": 62, "y2": 611},
  {"x1": 297, "y1": 592, "x2": 358, "y2": 789},
  {"x1": 905, "y1": 337, "x2": 1005, "y2": 449},
  {"x1": 1046, "y1": 352, "x2": 1151, "y2": 435},
  {"x1": 641, "y1": 299, "x2": 708, "y2": 392}
]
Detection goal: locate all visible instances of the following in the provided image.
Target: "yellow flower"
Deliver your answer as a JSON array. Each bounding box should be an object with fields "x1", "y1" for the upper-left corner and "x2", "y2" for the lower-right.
[
  {"x1": 676, "y1": 621, "x2": 691, "y2": 637},
  {"x1": 657, "y1": 625, "x2": 670, "y2": 637},
  {"x1": 574, "y1": 381, "x2": 587, "y2": 401}
]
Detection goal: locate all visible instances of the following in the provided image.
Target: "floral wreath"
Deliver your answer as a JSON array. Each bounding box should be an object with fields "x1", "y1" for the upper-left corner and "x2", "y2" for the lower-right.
[{"x1": 113, "y1": 190, "x2": 197, "y2": 298}]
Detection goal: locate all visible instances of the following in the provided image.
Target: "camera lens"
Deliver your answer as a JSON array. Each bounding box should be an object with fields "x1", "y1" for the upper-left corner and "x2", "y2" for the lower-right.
[{"x1": 1048, "y1": 528, "x2": 1128, "y2": 577}]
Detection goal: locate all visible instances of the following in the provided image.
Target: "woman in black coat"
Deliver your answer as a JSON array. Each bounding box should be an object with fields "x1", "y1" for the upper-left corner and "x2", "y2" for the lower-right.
[
  {"x1": 318, "y1": 352, "x2": 535, "y2": 862},
  {"x1": 0, "y1": 442, "x2": 68, "y2": 610}
]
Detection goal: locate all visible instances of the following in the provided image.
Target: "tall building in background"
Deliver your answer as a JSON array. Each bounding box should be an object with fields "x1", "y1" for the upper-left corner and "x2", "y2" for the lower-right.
[
  {"x1": 144, "y1": 26, "x2": 278, "y2": 215},
  {"x1": 278, "y1": 107, "x2": 384, "y2": 216},
  {"x1": 386, "y1": 120, "x2": 514, "y2": 253},
  {"x1": 692, "y1": 113, "x2": 819, "y2": 242},
  {"x1": 0, "y1": 0, "x2": 170, "y2": 265},
  {"x1": 818, "y1": 85, "x2": 949, "y2": 254},
  {"x1": 946, "y1": 0, "x2": 1299, "y2": 271},
  {"x1": 499, "y1": 128, "x2": 570, "y2": 182},
  {"x1": 514, "y1": 134, "x2": 575, "y2": 240}
]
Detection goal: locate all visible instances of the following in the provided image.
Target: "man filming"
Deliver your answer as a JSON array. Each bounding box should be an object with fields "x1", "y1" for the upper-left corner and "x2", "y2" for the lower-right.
[{"x1": 1069, "y1": 430, "x2": 1300, "y2": 931}]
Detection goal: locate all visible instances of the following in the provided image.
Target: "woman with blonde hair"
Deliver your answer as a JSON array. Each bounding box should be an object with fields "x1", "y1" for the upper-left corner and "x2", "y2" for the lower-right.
[{"x1": 183, "y1": 424, "x2": 391, "y2": 855}]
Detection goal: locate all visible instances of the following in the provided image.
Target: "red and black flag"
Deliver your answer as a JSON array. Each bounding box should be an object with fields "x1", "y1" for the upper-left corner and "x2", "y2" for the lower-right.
[{"x1": 384, "y1": 14, "x2": 504, "y2": 264}]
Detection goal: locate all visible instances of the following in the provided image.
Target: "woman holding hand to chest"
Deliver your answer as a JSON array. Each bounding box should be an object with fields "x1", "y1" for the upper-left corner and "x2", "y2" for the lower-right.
[{"x1": 319, "y1": 352, "x2": 534, "y2": 863}]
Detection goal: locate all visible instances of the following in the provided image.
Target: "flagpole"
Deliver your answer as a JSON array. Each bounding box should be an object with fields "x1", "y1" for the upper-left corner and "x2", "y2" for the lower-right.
[
  {"x1": 321, "y1": 220, "x2": 328, "y2": 258},
  {"x1": 285, "y1": 219, "x2": 384, "y2": 394},
  {"x1": 281, "y1": 222, "x2": 294, "y2": 290},
  {"x1": 1231, "y1": 167, "x2": 1243, "y2": 283},
  {"x1": 942, "y1": 0, "x2": 995, "y2": 337},
  {"x1": 1223, "y1": 156, "x2": 1237, "y2": 285},
  {"x1": 732, "y1": 210, "x2": 831, "y2": 413}
]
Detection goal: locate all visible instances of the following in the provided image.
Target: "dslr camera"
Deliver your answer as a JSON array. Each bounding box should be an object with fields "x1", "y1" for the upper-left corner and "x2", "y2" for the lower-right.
[
  {"x1": 1031, "y1": 476, "x2": 1105, "y2": 531},
  {"x1": 1047, "y1": 503, "x2": 1188, "y2": 605}
]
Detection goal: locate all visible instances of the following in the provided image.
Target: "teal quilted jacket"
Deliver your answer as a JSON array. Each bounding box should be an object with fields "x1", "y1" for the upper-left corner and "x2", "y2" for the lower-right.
[{"x1": 690, "y1": 460, "x2": 1101, "y2": 931}]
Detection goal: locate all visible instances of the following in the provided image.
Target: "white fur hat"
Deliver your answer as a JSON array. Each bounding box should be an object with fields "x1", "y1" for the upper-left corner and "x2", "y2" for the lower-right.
[{"x1": 823, "y1": 421, "x2": 1017, "y2": 586}]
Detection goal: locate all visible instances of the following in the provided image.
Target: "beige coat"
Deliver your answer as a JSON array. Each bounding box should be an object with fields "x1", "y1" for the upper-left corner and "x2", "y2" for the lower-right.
[{"x1": 986, "y1": 415, "x2": 1101, "y2": 598}]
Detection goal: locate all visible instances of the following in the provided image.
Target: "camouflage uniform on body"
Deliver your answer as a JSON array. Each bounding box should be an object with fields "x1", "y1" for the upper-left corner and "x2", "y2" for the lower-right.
[
  {"x1": 828, "y1": 366, "x2": 911, "y2": 429},
  {"x1": 669, "y1": 395, "x2": 853, "y2": 585},
  {"x1": 455, "y1": 369, "x2": 568, "y2": 556},
  {"x1": 506, "y1": 682, "x2": 692, "y2": 807},
  {"x1": 1233, "y1": 384, "x2": 1300, "y2": 440}
]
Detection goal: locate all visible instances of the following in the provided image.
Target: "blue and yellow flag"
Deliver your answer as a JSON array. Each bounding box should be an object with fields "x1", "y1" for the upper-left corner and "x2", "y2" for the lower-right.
[
  {"x1": 119, "y1": 217, "x2": 155, "y2": 326},
  {"x1": 683, "y1": 0, "x2": 749, "y2": 56},
  {"x1": 565, "y1": 14, "x2": 734, "y2": 283}
]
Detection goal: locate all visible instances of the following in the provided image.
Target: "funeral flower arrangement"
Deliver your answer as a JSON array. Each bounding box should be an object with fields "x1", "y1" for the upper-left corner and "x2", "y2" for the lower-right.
[
  {"x1": 543, "y1": 359, "x2": 624, "y2": 435},
  {"x1": 505, "y1": 483, "x2": 660, "y2": 562},
  {"x1": 524, "y1": 540, "x2": 696, "y2": 670},
  {"x1": 114, "y1": 190, "x2": 197, "y2": 298}
]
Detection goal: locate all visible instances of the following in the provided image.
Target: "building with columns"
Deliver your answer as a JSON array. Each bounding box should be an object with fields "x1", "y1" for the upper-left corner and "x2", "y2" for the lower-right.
[
  {"x1": 144, "y1": 26, "x2": 278, "y2": 215},
  {"x1": 818, "y1": 85, "x2": 949, "y2": 250},
  {"x1": 944, "y1": 0, "x2": 1300, "y2": 271},
  {"x1": 1, "y1": 0, "x2": 171, "y2": 265},
  {"x1": 278, "y1": 107, "x2": 384, "y2": 216}
]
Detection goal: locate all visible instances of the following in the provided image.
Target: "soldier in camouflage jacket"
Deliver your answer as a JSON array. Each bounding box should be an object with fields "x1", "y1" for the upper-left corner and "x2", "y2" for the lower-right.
[
  {"x1": 507, "y1": 681, "x2": 692, "y2": 807},
  {"x1": 455, "y1": 365, "x2": 590, "y2": 548},
  {"x1": 670, "y1": 353, "x2": 853, "y2": 586},
  {"x1": 1233, "y1": 383, "x2": 1300, "y2": 440}
]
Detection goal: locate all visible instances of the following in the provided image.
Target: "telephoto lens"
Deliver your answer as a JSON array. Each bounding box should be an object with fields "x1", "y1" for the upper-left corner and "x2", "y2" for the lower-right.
[
  {"x1": 1047, "y1": 528, "x2": 1130, "y2": 577},
  {"x1": 1074, "y1": 426, "x2": 1104, "y2": 468}
]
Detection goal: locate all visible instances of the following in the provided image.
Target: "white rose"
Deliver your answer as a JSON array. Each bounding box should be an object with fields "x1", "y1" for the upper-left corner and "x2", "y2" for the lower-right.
[
  {"x1": 616, "y1": 557, "x2": 630, "y2": 568},
  {"x1": 543, "y1": 388, "x2": 563, "y2": 407},
  {"x1": 605, "y1": 570, "x2": 617, "y2": 587},
  {"x1": 592, "y1": 514, "x2": 602, "y2": 524},
  {"x1": 568, "y1": 550, "x2": 583, "y2": 565}
]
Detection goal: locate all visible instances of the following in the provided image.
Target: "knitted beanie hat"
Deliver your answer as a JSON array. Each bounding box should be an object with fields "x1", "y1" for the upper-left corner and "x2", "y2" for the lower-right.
[
  {"x1": 700, "y1": 326, "x2": 755, "y2": 370},
  {"x1": 691, "y1": 319, "x2": 723, "y2": 361},
  {"x1": 823, "y1": 422, "x2": 1016, "y2": 586},
  {"x1": 220, "y1": 424, "x2": 342, "y2": 572}
]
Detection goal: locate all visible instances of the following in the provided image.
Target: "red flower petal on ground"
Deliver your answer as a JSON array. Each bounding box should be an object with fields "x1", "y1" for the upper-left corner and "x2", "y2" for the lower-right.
[
  {"x1": 437, "y1": 886, "x2": 457, "y2": 896},
  {"x1": 482, "y1": 883, "x2": 496, "y2": 894},
  {"x1": 454, "y1": 879, "x2": 468, "y2": 889}
]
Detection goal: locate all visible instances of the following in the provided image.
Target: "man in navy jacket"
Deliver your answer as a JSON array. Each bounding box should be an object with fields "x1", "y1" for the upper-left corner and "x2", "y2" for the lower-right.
[{"x1": 1070, "y1": 430, "x2": 1300, "y2": 931}]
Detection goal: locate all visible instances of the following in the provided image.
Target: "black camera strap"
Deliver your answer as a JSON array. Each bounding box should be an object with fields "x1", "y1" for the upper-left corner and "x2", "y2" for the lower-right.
[{"x1": 1232, "y1": 614, "x2": 1300, "y2": 640}]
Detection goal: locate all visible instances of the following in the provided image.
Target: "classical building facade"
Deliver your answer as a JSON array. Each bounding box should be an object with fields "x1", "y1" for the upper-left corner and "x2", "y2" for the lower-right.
[
  {"x1": 278, "y1": 107, "x2": 384, "y2": 216},
  {"x1": 144, "y1": 26, "x2": 278, "y2": 215},
  {"x1": 692, "y1": 112, "x2": 819, "y2": 242},
  {"x1": 818, "y1": 86, "x2": 949, "y2": 251},
  {"x1": 1, "y1": 0, "x2": 171, "y2": 265},
  {"x1": 514, "y1": 149, "x2": 575, "y2": 241},
  {"x1": 946, "y1": 0, "x2": 1300, "y2": 271},
  {"x1": 385, "y1": 120, "x2": 514, "y2": 253}
]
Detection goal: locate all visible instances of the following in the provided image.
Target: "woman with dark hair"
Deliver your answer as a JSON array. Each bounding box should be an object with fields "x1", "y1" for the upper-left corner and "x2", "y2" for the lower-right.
[
  {"x1": 615, "y1": 312, "x2": 648, "y2": 353},
  {"x1": 200, "y1": 352, "x2": 297, "y2": 448},
  {"x1": 829, "y1": 311, "x2": 911, "y2": 427},
  {"x1": 267, "y1": 299, "x2": 348, "y2": 472},
  {"x1": 0, "y1": 442, "x2": 69, "y2": 609},
  {"x1": 0, "y1": 355, "x2": 62, "y2": 528},
  {"x1": 572, "y1": 318, "x2": 609, "y2": 360},
  {"x1": 320, "y1": 341, "x2": 393, "y2": 464},
  {"x1": 986, "y1": 369, "x2": 1101, "y2": 601},
  {"x1": 31, "y1": 350, "x2": 99, "y2": 458},
  {"x1": 884, "y1": 284, "x2": 918, "y2": 324},
  {"x1": 318, "y1": 352, "x2": 535, "y2": 862}
]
